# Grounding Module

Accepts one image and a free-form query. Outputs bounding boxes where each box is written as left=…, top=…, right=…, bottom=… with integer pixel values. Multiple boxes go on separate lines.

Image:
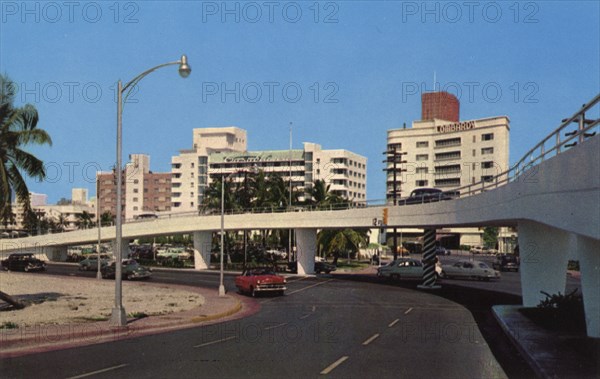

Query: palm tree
left=309, top=179, right=346, bottom=209
left=75, top=211, right=94, bottom=229
left=55, top=214, right=69, bottom=231
left=0, top=75, right=52, bottom=224
left=100, top=211, right=114, bottom=227
left=318, top=228, right=369, bottom=265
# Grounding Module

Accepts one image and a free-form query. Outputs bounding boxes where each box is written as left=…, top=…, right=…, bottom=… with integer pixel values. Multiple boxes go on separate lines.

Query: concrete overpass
left=2, top=95, right=599, bottom=337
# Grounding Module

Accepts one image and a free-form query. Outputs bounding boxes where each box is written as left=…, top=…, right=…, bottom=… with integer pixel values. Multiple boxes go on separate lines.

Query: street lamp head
left=178, top=55, right=191, bottom=78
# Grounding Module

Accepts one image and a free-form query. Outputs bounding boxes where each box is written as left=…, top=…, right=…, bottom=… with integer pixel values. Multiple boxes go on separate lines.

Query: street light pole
left=112, top=55, right=191, bottom=326
left=219, top=175, right=226, bottom=297
left=96, top=172, right=102, bottom=280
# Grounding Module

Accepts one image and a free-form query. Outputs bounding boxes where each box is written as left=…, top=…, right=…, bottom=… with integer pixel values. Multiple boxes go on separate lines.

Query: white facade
left=387, top=116, right=510, bottom=247
left=71, top=188, right=88, bottom=205
left=387, top=116, right=510, bottom=199
left=171, top=127, right=367, bottom=212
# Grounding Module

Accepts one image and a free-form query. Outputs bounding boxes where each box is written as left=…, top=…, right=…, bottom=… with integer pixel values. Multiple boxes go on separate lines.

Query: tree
left=100, top=211, right=114, bottom=226
left=483, top=227, right=499, bottom=249
left=75, top=211, right=94, bottom=229
left=318, top=228, right=369, bottom=265
left=0, top=75, right=52, bottom=225
left=309, top=180, right=346, bottom=209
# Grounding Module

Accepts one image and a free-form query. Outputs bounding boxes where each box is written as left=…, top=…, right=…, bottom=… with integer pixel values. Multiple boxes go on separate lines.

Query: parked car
left=469, top=246, right=486, bottom=254
left=101, top=259, right=152, bottom=280
left=440, top=260, right=500, bottom=281
left=235, top=268, right=286, bottom=296
left=288, top=261, right=337, bottom=274
left=1, top=253, right=46, bottom=272
left=403, top=188, right=458, bottom=205
left=377, top=258, right=423, bottom=280
left=78, top=254, right=111, bottom=271
left=492, top=254, right=520, bottom=272
left=377, top=258, right=442, bottom=280
left=315, top=261, right=337, bottom=274
left=435, top=246, right=450, bottom=256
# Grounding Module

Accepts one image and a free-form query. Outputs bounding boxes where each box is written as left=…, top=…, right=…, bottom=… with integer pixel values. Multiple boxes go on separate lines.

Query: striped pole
left=418, top=228, right=441, bottom=290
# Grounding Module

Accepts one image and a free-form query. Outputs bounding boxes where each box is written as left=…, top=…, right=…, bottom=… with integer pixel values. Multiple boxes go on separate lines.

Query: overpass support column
left=518, top=221, right=570, bottom=307
left=193, top=231, right=212, bottom=270
left=577, top=235, right=600, bottom=338
left=296, top=229, right=316, bottom=275
left=44, top=245, right=68, bottom=262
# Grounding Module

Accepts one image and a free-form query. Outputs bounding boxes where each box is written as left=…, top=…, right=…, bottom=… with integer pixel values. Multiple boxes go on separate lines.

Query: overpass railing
left=446, top=93, right=600, bottom=198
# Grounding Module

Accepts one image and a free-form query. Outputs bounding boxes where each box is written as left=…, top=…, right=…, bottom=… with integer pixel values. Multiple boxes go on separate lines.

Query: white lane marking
left=264, top=323, right=287, bottom=330
left=362, top=333, right=380, bottom=346
left=388, top=318, right=400, bottom=328
left=193, top=335, right=237, bottom=348
left=404, top=307, right=413, bottom=315
left=65, top=364, right=129, bottom=379
left=320, top=356, right=349, bottom=375
left=287, top=279, right=333, bottom=295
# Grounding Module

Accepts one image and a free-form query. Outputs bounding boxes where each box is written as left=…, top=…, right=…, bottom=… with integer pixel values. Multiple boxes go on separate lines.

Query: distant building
left=97, top=154, right=172, bottom=220
left=170, top=127, right=367, bottom=213
left=71, top=188, right=88, bottom=205
left=386, top=91, right=510, bottom=248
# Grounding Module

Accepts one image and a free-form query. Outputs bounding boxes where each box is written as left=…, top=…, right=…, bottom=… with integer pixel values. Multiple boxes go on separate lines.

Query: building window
left=133, top=188, right=138, bottom=193
left=435, top=151, right=461, bottom=161
left=472, top=135, right=476, bottom=143
left=481, top=147, right=494, bottom=155
left=133, top=206, right=138, bottom=211
left=472, top=149, right=476, bottom=157
left=481, top=175, right=494, bottom=182
left=482, top=161, right=494, bottom=169
left=416, top=180, right=428, bottom=187
left=416, top=154, right=428, bottom=161
left=435, top=137, right=461, bottom=148
left=387, top=143, right=401, bottom=152
left=416, top=141, right=429, bottom=148
left=482, top=133, right=494, bottom=141
left=416, top=167, right=428, bottom=174
left=133, top=197, right=138, bottom=202
left=133, top=179, right=139, bottom=184
left=435, top=178, right=461, bottom=187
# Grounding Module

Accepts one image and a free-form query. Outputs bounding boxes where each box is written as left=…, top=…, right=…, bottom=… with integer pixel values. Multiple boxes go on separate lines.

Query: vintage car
left=314, top=261, right=337, bottom=274
left=1, top=253, right=46, bottom=272
left=402, top=188, right=458, bottom=205
left=101, top=259, right=152, bottom=280
left=440, top=260, right=500, bottom=281
left=78, top=254, right=111, bottom=271
left=492, top=254, right=520, bottom=272
left=287, top=261, right=337, bottom=274
left=377, top=258, right=442, bottom=280
left=235, top=268, right=286, bottom=296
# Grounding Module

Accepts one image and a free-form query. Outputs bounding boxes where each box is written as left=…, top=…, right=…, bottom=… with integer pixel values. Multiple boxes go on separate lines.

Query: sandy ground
left=0, top=272, right=205, bottom=327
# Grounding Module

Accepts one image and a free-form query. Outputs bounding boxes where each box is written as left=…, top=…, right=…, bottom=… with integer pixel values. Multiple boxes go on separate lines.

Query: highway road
left=0, top=261, right=546, bottom=378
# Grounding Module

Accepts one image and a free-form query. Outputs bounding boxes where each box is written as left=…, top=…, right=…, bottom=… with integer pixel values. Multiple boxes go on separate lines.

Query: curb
left=492, top=305, right=548, bottom=379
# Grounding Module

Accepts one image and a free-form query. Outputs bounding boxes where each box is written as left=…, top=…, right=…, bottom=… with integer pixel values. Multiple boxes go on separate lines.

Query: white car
left=440, top=260, right=500, bottom=281
left=377, top=258, right=442, bottom=280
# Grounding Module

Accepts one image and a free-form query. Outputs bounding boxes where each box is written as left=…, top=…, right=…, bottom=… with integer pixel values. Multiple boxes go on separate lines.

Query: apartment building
left=171, top=127, right=367, bottom=212
left=386, top=91, right=510, bottom=247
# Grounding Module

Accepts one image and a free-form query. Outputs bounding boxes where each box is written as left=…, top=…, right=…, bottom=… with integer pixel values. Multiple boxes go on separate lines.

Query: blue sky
left=1, top=0, right=599, bottom=203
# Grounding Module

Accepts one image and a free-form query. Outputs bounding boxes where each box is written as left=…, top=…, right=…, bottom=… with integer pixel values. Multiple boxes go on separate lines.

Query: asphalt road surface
left=0, top=263, right=543, bottom=378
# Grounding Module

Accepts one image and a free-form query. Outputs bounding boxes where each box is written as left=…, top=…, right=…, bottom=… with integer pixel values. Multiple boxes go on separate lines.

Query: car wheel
left=24, top=266, right=29, bottom=272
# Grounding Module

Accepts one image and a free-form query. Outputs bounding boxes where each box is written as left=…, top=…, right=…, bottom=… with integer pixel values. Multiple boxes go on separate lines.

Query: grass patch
left=0, top=321, right=18, bottom=329
left=335, top=261, right=370, bottom=270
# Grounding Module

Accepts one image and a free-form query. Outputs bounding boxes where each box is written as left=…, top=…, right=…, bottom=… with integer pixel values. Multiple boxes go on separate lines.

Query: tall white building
left=171, top=127, right=367, bottom=212
left=386, top=92, right=510, bottom=247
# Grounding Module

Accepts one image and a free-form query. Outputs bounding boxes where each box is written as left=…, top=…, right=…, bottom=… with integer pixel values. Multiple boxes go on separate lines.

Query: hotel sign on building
left=436, top=120, right=476, bottom=133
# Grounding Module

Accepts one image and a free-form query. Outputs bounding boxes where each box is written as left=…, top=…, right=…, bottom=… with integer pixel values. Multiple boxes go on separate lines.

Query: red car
left=235, top=268, right=287, bottom=297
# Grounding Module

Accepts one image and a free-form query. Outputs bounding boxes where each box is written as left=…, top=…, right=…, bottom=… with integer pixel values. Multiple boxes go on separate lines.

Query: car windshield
left=478, top=262, right=490, bottom=269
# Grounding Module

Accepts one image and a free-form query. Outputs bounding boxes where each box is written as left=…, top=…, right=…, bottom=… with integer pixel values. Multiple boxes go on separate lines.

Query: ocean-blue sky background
left=1, top=1, right=598, bottom=203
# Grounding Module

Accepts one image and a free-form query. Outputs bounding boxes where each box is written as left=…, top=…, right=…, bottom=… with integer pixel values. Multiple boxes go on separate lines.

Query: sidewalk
left=0, top=285, right=257, bottom=358
left=493, top=305, right=599, bottom=378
